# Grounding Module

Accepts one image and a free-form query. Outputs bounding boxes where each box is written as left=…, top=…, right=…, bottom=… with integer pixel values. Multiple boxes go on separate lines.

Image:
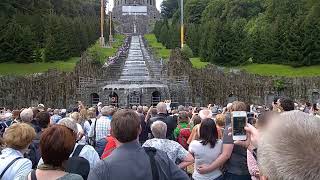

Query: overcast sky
left=107, top=0, right=163, bottom=11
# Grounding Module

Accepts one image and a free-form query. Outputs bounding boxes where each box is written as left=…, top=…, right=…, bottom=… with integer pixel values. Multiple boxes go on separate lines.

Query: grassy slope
left=0, top=35, right=125, bottom=75
left=88, top=34, right=125, bottom=63
left=132, top=34, right=320, bottom=77
left=0, top=57, right=79, bottom=75
left=144, top=34, right=171, bottom=60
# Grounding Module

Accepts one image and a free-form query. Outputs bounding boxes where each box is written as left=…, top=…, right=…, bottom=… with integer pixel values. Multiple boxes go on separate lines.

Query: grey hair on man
left=156, top=102, right=167, bottom=114
left=199, top=109, right=212, bottom=120
left=20, top=108, right=33, bottom=123
left=258, top=110, right=320, bottom=180
left=151, top=121, right=167, bottom=139
left=101, top=106, right=113, bottom=116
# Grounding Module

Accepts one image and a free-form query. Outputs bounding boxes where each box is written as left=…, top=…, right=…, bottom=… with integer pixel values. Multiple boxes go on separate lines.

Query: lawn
left=0, top=57, right=79, bottom=75
left=241, top=64, right=320, bottom=77
left=144, top=34, right=171, bottom=60
left=88, top=34, right=125, bottom=63
left=190, top=58, right=209, bottom=69
left=0, top=34, right=125, bottom=75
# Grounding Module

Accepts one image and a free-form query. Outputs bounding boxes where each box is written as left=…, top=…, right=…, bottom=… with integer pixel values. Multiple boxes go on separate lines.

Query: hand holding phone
left=232, top=111, right=247, bottom=141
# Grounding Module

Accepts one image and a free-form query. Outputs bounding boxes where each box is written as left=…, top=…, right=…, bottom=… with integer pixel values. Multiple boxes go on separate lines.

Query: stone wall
left=166, top=49, right=320, bottom=106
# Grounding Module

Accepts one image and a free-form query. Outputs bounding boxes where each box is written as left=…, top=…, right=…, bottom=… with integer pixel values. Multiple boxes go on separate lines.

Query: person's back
left=93, top=115, right=111, bottom=141
left=88, top=109, right=188, bottom=180
left=150, top=114, right=176, bottom=140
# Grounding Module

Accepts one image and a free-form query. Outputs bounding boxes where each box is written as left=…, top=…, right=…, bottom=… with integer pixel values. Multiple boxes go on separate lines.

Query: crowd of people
left=0, top=97, right=319, bottom=180
left=104, top=36, right=130, bottom=67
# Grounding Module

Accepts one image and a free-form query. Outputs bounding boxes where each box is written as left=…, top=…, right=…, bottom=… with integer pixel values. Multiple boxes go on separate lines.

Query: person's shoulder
left=190, top=140, right=201, bottom=147
left=61, top=173, right=84, bottom=180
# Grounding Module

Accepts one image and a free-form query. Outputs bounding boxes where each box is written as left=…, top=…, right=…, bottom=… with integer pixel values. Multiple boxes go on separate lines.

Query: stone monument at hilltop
left=112, top=0, right=160, bottom=34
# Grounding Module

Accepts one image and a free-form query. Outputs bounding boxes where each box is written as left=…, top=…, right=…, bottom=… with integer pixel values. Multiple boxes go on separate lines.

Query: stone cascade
left=119, top=35, right=151, bottom=81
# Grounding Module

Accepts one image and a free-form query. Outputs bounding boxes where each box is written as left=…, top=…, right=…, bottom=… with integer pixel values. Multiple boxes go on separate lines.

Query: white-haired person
left=0, top=123, right=36, bottom=179
left=143, top=121, right=194, bottom=169
left=233, top=110, right=320, bottom=180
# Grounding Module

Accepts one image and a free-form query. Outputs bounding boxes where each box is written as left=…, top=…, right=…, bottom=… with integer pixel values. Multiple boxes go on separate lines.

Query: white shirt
left=0, top=148, right=32, bottom=180
left=189, top=140, right=223, bottom=180
left=38, top=143, right=100, bottom=170
left=143, top=138, right=188, bottom=162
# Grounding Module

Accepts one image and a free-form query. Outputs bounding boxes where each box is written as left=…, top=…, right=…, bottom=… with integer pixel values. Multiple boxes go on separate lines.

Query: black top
left=148, top=113, right=177, bottom=140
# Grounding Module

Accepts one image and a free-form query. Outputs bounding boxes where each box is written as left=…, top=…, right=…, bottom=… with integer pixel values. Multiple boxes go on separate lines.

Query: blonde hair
left=4, top=123, right=36, bottom=150
left=215, top=114, right=226, bottom=127
left=258, top=111, right=320, bottom=180
left=79, top=109, right=88, bottom=122
left=231, top=101, right=247, bottom=112
left=70, top=112, right=80, bottom=123
left=87, top=107, right=96, bottom=118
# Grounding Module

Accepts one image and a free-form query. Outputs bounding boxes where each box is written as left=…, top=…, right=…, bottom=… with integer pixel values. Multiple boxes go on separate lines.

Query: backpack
left=25, top=132, right=41, bottom=168
left=65, top=145, right=90, bottom=180
left=177, top=124, right=191, bottom=149
left=144, top=147, right=159, bottom=180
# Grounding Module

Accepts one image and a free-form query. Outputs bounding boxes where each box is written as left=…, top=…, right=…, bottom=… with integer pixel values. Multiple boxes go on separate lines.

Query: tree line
left=155, top=0, right=320, bottom=67
left=0, top=0, right=110, bottom=63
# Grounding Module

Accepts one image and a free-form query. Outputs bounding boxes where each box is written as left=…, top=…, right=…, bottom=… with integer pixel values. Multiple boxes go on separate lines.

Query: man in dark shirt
left=148, top=102, right=177, bottom=140
left=88, top=110, right=188, bottom=180
left=137, top=106, right=148, bottom=144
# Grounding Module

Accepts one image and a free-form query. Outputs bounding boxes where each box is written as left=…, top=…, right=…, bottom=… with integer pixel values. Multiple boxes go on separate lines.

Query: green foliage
left=161, top=0, right=179, bottom=19
left=190, top=57, right=209, bottom=69
left=144, top=34, right=171, bottom=60
left=0, top=0, right=101, bottom=63
left=154, top=0, right=320, bottom=67
left=181, top=44, right=194, bottom=58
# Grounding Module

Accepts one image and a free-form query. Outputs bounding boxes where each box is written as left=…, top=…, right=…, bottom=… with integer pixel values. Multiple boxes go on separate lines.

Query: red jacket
left=101, top=136, right=117, bottom=159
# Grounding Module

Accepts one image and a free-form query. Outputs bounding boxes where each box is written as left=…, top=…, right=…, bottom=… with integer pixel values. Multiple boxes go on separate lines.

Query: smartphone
left=232, top=111, right=247, bottom=141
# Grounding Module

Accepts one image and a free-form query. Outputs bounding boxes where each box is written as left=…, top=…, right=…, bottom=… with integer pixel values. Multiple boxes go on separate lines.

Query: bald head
left=157, top=102, right=167, bottom=114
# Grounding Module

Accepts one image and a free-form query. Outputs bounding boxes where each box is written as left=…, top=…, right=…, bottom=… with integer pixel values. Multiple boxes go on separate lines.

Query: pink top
left=247, top=149, right=259, bottom=180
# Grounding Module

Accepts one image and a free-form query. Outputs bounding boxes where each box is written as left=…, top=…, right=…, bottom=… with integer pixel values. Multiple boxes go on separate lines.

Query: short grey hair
left=101, top=106, right=113, bottom=116
left=58, top=117, right=78, bottom=134
left=20, top=108, right=33, bottom=122
left=156, top=102, right=167, bottom=114
left=199, top=109, right=212, bottom=120
left=258, top=111, right=320, bottom=180
left=151, top=121, right=167, bottom=139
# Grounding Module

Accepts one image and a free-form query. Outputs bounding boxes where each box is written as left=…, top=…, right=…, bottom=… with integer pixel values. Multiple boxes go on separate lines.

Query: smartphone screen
left=233, top=116, right=246, bottom=136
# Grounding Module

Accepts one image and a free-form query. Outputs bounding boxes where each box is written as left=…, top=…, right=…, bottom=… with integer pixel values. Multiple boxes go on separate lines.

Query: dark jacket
left=148, top=113, right=177, bottom=140
left=88, top=141, right=189, bottom=180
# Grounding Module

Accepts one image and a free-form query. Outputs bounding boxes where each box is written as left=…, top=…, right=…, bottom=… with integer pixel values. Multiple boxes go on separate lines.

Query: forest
left=155, top=0, right=320, bottom=67
left=0, top=0, right=110, bottom=63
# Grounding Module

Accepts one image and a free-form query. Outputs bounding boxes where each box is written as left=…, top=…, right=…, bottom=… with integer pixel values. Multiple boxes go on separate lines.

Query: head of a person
left=20, top=108, right=34, bottom=123
left=258, top=111, right=320, bottom=180
left=156, top=102, right=167, bottom=114
left=12, top=110, right=20, bottom=120
left=36, top=112, right=50, bottom=129
left=305, top=102, right=311, bottom=107
left=226, top=103, right=233, bottom=112
left=40, top=125, right=76, bottom=167
left=199, top=109, right=212, bottom=120
left=178, top=111, right=189, bottom=123
left=101, top=106, right=113, bottom=116
left=192, top=115, right=201, bottom=126
left=312, top=103, right=318, bottom=111
left=58, top=118, right=78, bottom=139
left=150, top=107, right=157, bottom=117
left=79, top=109, right=88, bottom=120
left=215, top=114, right=226, bottom=128
left=151, top=121, right=167, bottom=139
left=178, top=105, right=185, bottom=112
left=137, top=106, right=144, bottom=114
left=32, top=108, right=40, bottom=118
left=279, top=98, right=295, bottom=112
left=111, top=110, right=140, bottom=143
left=3, top=123, right=36, bottom=151
left=199, top=119, right=218, bottom=148
left=70, top=112, right=80, bottom=123
left=53, top=109, right=60, bottom=115
left=132, top=105, right=137, bottom=111
left=87, top=107, right=96, bottom=118
left=143, top=106, right=149, bottom=114
left=231, top=101, right=247, bottom=112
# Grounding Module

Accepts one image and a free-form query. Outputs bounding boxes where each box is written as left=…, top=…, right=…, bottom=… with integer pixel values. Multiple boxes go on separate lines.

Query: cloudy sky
left=107, top=0, right=163, bottom=11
